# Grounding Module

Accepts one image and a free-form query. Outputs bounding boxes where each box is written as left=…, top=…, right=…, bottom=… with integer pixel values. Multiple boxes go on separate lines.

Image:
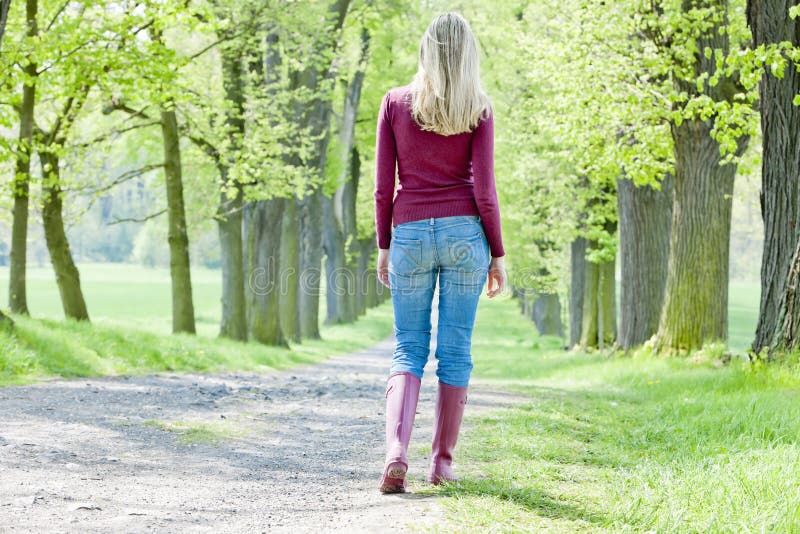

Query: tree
left=159, top=101, right=196, bottom=334
left=7, top=0, right=37, bottom=315
left=38, top=94, right=92, bottom=322
left=747, top=0, right=800, bottom=354
left=569, top=237, right=586, bottom=348
left=649, top=0, right=755, bottom=351
left=617, top=174, right=673, bottom=349
left=211, top=13, right=250, bottom=342
left=323, top=27, right=369, bottom=325
left=216, top=42, right=247, bottom=341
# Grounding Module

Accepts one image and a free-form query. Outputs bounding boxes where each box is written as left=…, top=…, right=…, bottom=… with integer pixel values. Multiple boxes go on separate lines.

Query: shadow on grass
left=426, top=476, right=609, bottom=528
left=439, top=362, right=800, bottom=530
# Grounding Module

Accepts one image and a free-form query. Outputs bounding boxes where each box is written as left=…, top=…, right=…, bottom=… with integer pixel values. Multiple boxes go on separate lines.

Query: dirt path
left=0, top=297, right=521, bottom=533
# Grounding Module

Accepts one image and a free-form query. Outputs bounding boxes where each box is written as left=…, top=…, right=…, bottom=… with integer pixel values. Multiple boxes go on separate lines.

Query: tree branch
left=65, top=163, right=165, bottom=194
left=44, top=0, right=69, bottom=32
left=73, top=120, right=161, bottom=148
left=108, top=208, right=167, bottom=225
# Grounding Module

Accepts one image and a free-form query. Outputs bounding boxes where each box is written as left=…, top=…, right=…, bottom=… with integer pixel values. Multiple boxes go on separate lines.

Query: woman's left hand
left=487, top=256, right=507, bottom=298
left=377, top=248, right=390, bottom=288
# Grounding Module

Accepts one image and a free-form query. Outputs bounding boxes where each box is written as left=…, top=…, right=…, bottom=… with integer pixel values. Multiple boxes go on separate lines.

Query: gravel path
left=0, top=296, right=522, bottom=533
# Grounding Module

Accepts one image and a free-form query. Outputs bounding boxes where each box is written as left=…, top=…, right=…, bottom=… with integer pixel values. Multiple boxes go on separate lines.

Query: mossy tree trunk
left=617, top=175, right=673, bottom=350
left=747, top=0, right=800, bottom=354
left=160, top=107, right=196, bottom=334
left=298, top=191, right=323, bottom=340
left=244, top=198, right=287, bottom=346
left=655, top=119, right=745, bottom=350
left=39, top=150, right=89, bottom=321
left=568, top=237, right=586, bottom=348
left=579, top=239, right=616, bottom=350
left=655, top=0, right=749, bottom=352
left=279, top=198, right=301, bottom=343
left=322, top=193, right=348, bottom=324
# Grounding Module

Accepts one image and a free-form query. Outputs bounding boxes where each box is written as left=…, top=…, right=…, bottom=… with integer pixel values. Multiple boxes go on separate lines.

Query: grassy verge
left=431, top=294, right=800, bottom=533
left=0, top=300, right=393, bottom=387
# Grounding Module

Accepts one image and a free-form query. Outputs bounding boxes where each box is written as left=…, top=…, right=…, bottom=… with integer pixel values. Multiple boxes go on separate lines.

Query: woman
left=373, top=12, right=507, bottom=494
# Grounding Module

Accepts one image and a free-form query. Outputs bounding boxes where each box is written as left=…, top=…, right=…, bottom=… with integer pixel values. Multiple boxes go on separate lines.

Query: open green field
left=431, top=290, right=800, bottom=533
left=0, top=263, right=393, bottom=386
left=0, top=264, right=760, bottom=346
left=729, top=281, right=760, bottom=353
left=0, top=263, right=761, bottom=386
left=0, top=263, right=228, bottom=337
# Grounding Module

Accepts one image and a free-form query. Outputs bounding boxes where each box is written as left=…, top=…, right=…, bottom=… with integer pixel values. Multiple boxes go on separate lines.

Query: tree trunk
left=747, top=0, right=800, bottom=354
left=160, top=107, right=196, bottom=334
left=770, top=239, right=800, bottom=353
left=357, top=236, right=374, bottom=315
left=531, top=292, right=563, bottom=337
left=39, top=151, right=89, bottom=321
left=0, top=0, right=11, bottom=49
left=656, top=119, right=745, bottom=350
left=569, top=237, right=586, bottom=348
left=8, top=0, right=37, bottom=315
left=520, top=290, right=529, bottom=317
left=217, top=168, right=246, bottom=341
left=279, top=198, right=301, bottom=343
left=217, top=47, right=247, bottom=341
left=287, top=0, right=352, bottom=337
left=617, top=174, right=673, bottom=349
left=654, top=0, right=749, bottom=351
left=322, top=194, right=348, bottom=324
left=298, top=191, right=322, bottom=339
left=244, top=198, right=287, bottom=346
left=323, top=35, right=367, bottom=325
left=579, top=238, right=616, bottom=350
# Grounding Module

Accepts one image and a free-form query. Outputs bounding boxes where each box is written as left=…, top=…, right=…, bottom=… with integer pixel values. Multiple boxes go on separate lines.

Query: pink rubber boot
left=379, top=372, right=421, bottom=494
left=428, top=381, right=468, bottom=485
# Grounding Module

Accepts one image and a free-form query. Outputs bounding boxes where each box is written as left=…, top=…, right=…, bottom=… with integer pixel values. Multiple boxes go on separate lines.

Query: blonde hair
left=409, top=12, right=492, bottom=136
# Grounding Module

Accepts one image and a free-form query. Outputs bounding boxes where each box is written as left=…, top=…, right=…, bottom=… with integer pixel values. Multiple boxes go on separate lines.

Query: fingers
left=378, top=268, right=390, bottom=289
left=486, top=270, right=505, bottom=299
left=487, top=271, right=499, bottom=298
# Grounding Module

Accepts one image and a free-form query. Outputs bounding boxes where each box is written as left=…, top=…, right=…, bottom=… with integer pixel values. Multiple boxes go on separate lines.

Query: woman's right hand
left=487, top=256, right=507, bottom=298
left=377, top=248, right=390, bottom=288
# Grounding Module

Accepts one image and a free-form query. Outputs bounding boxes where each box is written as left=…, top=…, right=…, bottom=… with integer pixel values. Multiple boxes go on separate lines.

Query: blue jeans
left=388, top=215, right=490, bottom=387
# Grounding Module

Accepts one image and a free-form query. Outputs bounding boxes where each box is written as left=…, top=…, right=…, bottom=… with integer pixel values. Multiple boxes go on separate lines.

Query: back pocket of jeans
left=389, top=238, right=423, bottom=275
left=446, top=233, right=488, bottom=273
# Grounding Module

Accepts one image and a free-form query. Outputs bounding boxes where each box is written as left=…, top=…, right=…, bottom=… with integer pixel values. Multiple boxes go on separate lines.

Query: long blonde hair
left=409, top=12, right=492, bottom=136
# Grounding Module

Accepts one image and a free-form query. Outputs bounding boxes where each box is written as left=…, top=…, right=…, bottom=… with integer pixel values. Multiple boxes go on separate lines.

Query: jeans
left=388, top=215, right=490, bottom=387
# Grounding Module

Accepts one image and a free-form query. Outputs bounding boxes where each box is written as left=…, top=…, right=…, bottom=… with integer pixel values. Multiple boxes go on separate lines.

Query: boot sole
left=387, top=463, right=406, bottom=479
left=379, top=462, right=408, bottom=494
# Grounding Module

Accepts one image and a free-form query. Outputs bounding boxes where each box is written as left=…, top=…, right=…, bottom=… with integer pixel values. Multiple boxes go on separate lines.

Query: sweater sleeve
left=373, top=91, right=397, bottom=249
left=471, top=111, right=505, bottom=258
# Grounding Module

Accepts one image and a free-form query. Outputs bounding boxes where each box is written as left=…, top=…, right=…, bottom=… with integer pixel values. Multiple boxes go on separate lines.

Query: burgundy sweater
left=373, top=85, right=505, bottom=258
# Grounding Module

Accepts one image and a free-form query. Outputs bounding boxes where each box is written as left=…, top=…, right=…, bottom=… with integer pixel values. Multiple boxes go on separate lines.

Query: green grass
left=141, top=419, right=246, bottom=445
left=0, top=263, right=393, bottom=386
left=0, top=263, right=225, bottom=337
left=428, top=294, right=800, bottom=533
